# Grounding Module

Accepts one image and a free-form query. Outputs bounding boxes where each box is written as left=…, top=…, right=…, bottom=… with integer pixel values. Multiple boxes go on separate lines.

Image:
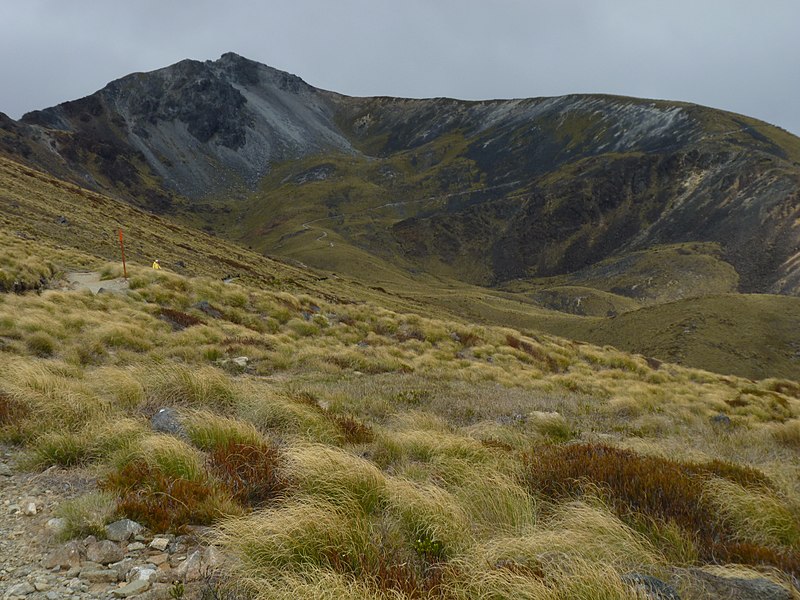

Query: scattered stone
left=106, top=519, right=144, bottom=542
left=44, top=517, right=67, bottom=536
left=4, top=582, right=35, bottom=597
left=173, top=550, right=203, bottom=582
left=112, top=578, right=151, bottom=598
left=42, top=541, right=83, bottom=569
left=711, top=414, right=732, bottom=427
left=127, top=542, right=146, bottom=552
left=150, top=408, right=185, bottom=438
left=149, top=554, right=169, bottom=566
left=46, top=591, right=60, bottom=600
left=80, top=569, right=119, bottom=583
left=232, top=356, right=249, bottom=368
left=33, top=581, right=51, bottom=592
left=148, top=538, right=170, bottom=552
left=172, top=547, right=221, bottom=582
left=21, top=497, right=38, bottom=516
left=622, top=573, right=680, bottom=600
left=56, top=216, right=68, bottom=225
left=86, top=540, right=124, bottom=565
left=0, top=463, right=12, bottom=477
left=109, top=558, right=135, bottom=581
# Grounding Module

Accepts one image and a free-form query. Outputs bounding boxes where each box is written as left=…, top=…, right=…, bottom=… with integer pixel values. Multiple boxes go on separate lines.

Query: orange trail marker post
left=118, top=229, right=128, bottom=279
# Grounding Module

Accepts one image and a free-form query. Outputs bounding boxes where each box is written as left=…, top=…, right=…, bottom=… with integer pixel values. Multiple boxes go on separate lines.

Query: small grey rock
left=86, top=540, right=124, bottom=565
left=45, top=517, right=67, bottom=536
left=126, top=542, right=146, bottom=552
left=622, top=573, right=680, bottom=600
left=109, top=557, right=135, bottom=581
left=683, top=569, right=791, bottom=600
left=80, top=568, right=119, bottom=583
left=0, top=462, right=12, bottom=477
left=42, top=541, right=83, bottom=569
left=5, top=582, right=35, bottom=596
left=711, top=413, right=732, bottom=427
left=150, top=408, right=185, bottom=437
left=112, top=579, right=151, bottom=597
left=105, top=519, right=143, bottom=542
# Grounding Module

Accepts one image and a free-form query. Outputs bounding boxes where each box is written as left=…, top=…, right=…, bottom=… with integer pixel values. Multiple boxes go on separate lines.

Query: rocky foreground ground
left=0, top=446, right=222, bottom=600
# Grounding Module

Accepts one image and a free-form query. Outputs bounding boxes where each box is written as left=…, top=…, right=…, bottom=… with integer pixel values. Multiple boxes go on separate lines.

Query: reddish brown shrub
left=159, top=308, right=205, bottom=330
left=323, top=539, right=449, bottom=599
left=207, top=441, right=286, bottom=507
left=506, top=335, right=562, bottom=373
left=103, top=461, right=224, bottom=533
left=332, top=415, right=375, bottom=444
left=522, top=444, right=797, bottom=575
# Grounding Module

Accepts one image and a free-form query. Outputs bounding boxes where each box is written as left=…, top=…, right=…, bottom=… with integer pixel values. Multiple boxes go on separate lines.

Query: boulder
left=44, top=517, right=67, bottom=537
left=42, top=541, right=83, bottom=569
left=681, top=569, right=791, bottom=600
left=86, top=540, right=124, bottom=565
left=622, top=573, right=680, bottom=600
left=112, top=579, right=151, bottom=598
left=105, top=518, right=144, bottom=542
left=150, top=407, right=185, bottom=437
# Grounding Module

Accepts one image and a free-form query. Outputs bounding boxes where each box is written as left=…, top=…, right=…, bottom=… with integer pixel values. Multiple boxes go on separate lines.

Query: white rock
left=21, top=498, right=38, bottom=516
left=148, top=538, right=170, bottom=552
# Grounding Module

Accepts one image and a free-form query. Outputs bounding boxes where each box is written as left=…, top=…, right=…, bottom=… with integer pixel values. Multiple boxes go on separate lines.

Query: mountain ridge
left=1, top=53, right=799, bottom=379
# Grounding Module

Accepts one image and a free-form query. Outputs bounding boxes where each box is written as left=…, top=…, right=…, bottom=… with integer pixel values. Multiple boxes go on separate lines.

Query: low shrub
left=522, top=443, right=798, bottom=574
left=103, top=460, right=240, bottom=532
left=331, top=414, right=375, bottom=444
left=208, top=441, right=286, bottom=507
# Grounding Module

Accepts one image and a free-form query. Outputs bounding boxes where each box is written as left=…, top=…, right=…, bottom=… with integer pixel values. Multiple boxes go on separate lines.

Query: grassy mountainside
left=1, top=154, right=800, bottom=598
left=2, top=54, right=799, bottom=380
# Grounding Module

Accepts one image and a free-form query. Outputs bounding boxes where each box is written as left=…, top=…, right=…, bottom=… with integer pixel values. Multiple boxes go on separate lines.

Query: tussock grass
left=141, top=364, right=240, bottom=411
left=183, top=410, right=264, bottom=450
left=136, top=435, right=206, bottom=481
left=705, top=477, right=800, bottom=550
left=55, top=492, right=117, bottom=540
left=287, top=444, right=387, bottom=514
left=239, top=391, right=342, bottom=443
left=1, top=200, right=800, bottom=594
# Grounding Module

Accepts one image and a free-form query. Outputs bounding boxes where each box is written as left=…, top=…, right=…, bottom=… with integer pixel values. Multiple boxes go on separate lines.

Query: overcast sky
left=1, top=0, right=798, bottom=135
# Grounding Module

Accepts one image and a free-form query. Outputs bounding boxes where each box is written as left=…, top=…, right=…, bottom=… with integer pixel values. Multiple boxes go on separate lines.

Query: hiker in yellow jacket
left=152, top=259, right=161, bottom=270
